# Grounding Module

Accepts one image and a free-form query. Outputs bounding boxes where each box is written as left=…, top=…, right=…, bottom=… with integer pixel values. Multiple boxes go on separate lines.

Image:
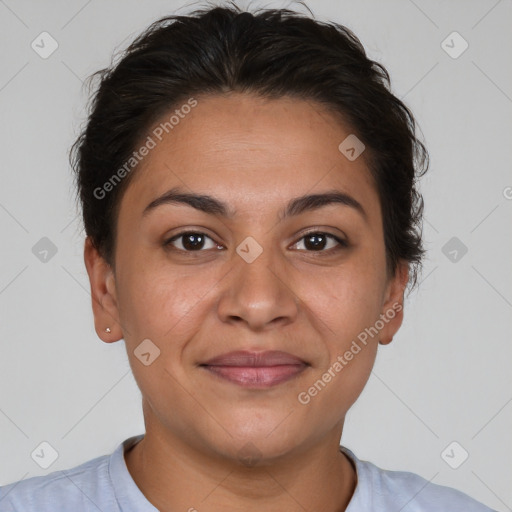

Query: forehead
left=120, top=92, right=379, bottom=221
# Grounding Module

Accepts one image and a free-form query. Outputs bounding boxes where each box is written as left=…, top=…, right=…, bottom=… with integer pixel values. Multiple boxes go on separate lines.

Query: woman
left=0, top=2, right=496, bottom=511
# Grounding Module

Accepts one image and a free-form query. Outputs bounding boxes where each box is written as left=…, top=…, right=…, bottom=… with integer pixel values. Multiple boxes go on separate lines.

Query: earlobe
left=83, top=237, right=123, bottom=343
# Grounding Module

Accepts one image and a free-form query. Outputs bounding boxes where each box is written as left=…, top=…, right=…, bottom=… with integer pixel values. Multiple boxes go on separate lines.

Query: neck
left=124, top=427, right=357, bottom=512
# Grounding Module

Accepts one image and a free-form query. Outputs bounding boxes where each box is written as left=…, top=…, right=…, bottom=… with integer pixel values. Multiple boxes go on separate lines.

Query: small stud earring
left=105, top=327, right=111, bottom=333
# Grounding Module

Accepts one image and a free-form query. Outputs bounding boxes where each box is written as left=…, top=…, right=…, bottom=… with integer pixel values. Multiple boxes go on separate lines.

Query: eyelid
left=165, top=230, right=223, bottom=250
left=296, top=227, right=347, bottom=240
left=290, top=230, right=348, bottom=251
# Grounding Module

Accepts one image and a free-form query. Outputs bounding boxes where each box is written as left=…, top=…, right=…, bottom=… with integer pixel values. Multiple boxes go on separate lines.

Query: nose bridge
left=216, top=239, right=299, bottom=329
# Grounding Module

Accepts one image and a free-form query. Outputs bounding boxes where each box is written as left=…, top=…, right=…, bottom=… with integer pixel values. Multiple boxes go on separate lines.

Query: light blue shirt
left=0, top=434, right=496, bottom=511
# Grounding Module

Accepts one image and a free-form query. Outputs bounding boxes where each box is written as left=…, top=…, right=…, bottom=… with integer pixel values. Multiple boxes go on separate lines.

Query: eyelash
left=163, top=230, right=348, bottom=254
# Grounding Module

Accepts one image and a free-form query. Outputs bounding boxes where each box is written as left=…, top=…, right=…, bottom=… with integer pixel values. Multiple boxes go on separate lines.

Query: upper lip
left=201, top=350, right=307, bottom=367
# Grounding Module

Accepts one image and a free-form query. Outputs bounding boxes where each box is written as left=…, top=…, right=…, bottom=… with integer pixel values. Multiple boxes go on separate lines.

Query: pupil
left=183, top=233, right=204, bottom=250
left=305, top=234, right=326, bottom=251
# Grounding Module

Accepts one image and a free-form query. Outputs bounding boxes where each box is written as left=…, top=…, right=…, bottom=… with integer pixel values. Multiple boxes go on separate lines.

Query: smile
left=202, top=364, right=308, bottom=388
left=200, top=350, right=309, bottom=388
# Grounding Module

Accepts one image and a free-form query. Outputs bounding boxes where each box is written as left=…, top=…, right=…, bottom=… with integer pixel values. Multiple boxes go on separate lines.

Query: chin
left=205, top=413, right=310, bottom=465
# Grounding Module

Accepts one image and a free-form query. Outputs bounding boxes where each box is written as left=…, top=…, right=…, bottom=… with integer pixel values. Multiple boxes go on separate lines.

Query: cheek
left=117, top=267, right=216, bottom=418
left=291, top=265, right=383, bottom=411
left=117, top=260, right=215, bottom=339
left=295, top=262, right=383, bottom=399
left=300, top=261, right=386, bottom=344
left=296, top=332, right=378, bottom=428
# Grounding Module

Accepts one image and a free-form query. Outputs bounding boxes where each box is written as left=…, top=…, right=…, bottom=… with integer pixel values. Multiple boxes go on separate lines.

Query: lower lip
left=202, top=364, right=307, bottom=388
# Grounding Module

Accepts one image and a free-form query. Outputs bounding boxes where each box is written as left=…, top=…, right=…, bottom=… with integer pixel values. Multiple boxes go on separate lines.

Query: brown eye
left=293, top=232, right=347, bottom=252
left=165, top=232, right=220, bottom=251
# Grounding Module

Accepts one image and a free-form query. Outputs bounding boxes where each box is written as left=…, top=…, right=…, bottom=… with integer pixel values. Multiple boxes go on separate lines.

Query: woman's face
left=86, top=92, right=408, bottom=463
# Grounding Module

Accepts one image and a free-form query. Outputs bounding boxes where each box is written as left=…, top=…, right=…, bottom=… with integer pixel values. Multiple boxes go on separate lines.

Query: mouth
left=199, top=350, right=309, bottom=388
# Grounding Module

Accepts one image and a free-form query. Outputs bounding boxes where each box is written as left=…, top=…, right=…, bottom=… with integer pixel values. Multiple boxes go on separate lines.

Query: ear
left=83, top=237, right=123, bottom=343
left=378, top=261, right=409, bottom=346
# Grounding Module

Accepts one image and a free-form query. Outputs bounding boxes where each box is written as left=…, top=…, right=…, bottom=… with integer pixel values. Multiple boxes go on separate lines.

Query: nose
left=216, top=245, right=299, bottom=332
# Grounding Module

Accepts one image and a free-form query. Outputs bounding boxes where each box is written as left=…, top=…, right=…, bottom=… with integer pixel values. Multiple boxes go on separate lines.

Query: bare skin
left=84, top=92, right=408, bottom=511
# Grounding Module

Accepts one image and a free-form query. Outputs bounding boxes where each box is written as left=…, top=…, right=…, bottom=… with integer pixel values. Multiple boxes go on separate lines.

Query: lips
left=200, top=350, right=309, bottom=388
left=203, top=350, right=306, bottom=367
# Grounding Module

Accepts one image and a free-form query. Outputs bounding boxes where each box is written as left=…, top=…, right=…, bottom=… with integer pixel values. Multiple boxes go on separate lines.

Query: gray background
left=0, top=0, right=511, bottom=510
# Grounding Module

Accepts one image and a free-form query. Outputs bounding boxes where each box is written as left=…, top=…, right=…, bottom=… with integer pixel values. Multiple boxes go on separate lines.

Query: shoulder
left=0, top=451, right=116, bottom=512
left=342, top=447, right=497, bottom=512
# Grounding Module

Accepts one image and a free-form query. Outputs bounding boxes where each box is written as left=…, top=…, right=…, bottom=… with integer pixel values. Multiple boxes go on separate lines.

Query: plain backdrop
left=0, top=0, right=511, bottom=510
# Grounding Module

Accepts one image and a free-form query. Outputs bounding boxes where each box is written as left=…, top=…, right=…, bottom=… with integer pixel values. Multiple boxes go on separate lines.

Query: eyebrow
left=142, top=186, right=367, bottom=222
